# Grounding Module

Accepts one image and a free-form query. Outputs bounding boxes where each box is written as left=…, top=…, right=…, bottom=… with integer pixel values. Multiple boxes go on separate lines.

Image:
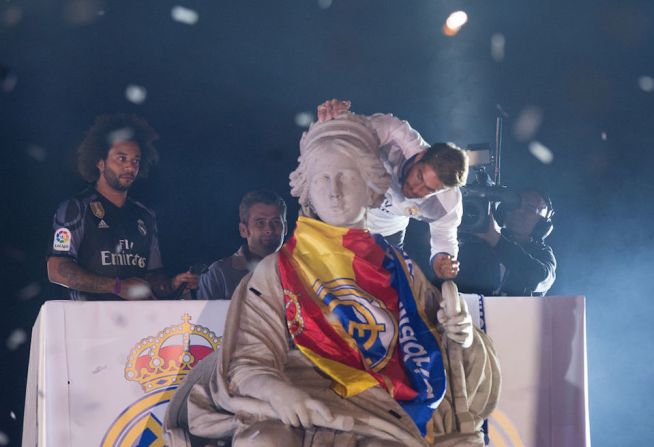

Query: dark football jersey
left=48, top=188, right=163, bottom=301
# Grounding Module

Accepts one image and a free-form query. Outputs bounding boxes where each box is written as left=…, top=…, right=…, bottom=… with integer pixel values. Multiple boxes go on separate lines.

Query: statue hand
left=267, top=383, right=334, bottom=428
left=438, top=281, right=473, bottom=348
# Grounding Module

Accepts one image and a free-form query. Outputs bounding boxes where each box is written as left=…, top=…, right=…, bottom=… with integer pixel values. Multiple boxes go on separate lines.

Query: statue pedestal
left=22, top=296, right=588, bottom=447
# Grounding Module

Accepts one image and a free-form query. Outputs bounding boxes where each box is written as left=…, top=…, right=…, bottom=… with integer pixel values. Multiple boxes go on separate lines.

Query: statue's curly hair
left=77, top=114, right=159, bottom=183
left=289, top=114, right=390, bottom=214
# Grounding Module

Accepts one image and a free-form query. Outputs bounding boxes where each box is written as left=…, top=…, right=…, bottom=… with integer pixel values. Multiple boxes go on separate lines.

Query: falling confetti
left=26, top=145, right=47, bottom=162
left=111, top=312, right=128, bottom=327
left=443, top=11, right=467, bottom=37
left=294, top=112, right=314, bottom=128
left=637, top=76, right=654, bottom=92
left=318, top=0, right=333, bottom=9
left=18, top=282, right=41, bottom=301
left=125, top=84, right=147, bottom=104
left=6, top=328, right=27, bottom=351
left=601, top=131, right=607, bottom=140
left=0, top=64, right=17, bottom=93
left=91, top=365, right=108, bottom=374
left=9, top=412, right=16, bottom=421
left=108, top=127, right=135, bottom=145
left=125, top=283, right=151, bottom=300
left=63, top=0, right=103, bottom=25
left=2, top=6, right=22, bottom=26
left=514, top=106, right=543, bottom=142
left=528, top=141, right=554, bottom=164
left=0, top=431, right=8, bottom=446
left=171, top=6, right=199, bottom=25
left=491, top=33, right=506, bottom=62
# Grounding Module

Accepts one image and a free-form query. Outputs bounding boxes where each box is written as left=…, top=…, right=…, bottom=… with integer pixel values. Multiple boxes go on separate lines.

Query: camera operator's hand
left=474, top=215, right=502, bottom=247
left=433, top=253, right=459, bottom=280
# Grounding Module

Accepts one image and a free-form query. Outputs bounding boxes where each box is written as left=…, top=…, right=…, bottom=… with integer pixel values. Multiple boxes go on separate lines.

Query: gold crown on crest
left=124, top=313, right=221, bottom=393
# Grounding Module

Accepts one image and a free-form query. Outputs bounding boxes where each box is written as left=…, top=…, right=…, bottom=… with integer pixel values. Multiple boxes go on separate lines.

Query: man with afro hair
left=47, top=114, right=198, bottom=301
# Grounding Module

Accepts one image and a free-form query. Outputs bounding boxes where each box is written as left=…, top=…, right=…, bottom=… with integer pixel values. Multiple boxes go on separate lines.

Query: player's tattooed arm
left=47, top=256, right=114, bottom=294
left=47, top=257, right=155, bottom=300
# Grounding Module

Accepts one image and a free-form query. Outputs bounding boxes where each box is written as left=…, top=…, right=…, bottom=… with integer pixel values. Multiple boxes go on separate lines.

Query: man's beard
left=103, top=166, right=133, bottom=191
left=259, top=237, right=281, bottom=255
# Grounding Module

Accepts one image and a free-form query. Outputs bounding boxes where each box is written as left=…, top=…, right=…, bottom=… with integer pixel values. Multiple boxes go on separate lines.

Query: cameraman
left=456, top=188, right=556, bottom=296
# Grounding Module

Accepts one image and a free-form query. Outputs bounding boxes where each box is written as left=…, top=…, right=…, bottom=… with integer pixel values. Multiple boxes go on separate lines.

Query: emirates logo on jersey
left=101, top=239, right=147, bottom=268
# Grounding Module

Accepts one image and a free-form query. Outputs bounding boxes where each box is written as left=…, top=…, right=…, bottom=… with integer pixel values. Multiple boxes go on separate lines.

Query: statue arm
left=224, top=255, right=335, bottom=427
left=225, top=257, right=290, bottom=392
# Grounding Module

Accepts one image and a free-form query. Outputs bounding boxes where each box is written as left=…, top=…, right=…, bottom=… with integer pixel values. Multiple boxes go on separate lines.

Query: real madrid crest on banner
left=101, top=314, right=221, bottom=447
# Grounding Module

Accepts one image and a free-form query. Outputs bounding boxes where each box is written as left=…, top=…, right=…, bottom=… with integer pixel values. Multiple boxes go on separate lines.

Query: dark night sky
left=1, top=0, right=654, bottom=445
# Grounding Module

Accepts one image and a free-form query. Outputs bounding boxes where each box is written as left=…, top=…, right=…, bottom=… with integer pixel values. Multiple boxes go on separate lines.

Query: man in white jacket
left=317, top=100, right=468, bottom=281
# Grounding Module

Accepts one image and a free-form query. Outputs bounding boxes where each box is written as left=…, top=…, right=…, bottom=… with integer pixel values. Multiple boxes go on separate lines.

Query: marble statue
left=165, top=114, right=500, bottom=447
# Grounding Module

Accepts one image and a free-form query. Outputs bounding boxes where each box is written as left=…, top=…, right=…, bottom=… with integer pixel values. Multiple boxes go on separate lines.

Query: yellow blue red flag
left=278, top=216, right=447, bottom=437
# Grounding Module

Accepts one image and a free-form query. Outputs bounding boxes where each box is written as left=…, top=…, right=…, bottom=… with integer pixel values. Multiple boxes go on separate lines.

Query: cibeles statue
left=164, top=114, right=500, bottom=447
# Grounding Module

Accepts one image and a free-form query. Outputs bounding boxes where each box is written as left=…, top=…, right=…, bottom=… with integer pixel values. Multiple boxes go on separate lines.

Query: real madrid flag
left=278, top=216, right=447, bottom=437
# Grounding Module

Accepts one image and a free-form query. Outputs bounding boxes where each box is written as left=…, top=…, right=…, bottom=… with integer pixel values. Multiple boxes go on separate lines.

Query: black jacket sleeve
left=493, top=233, right=556, bottom=296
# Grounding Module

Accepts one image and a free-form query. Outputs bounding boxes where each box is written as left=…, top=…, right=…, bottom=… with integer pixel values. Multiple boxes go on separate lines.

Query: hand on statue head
left=433, top=253, right=459, bottom=280
left=438, top=282, right=473, bottom=349
left=266, top=381, right=334, bottom=428
left=473, top=215, right=502, bottom=247
left=317, top=98, right=351, bottom=122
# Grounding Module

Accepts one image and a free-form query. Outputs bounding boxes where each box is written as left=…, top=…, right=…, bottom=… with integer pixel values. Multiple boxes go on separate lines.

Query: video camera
left=460, top=144, right=521, bottom=233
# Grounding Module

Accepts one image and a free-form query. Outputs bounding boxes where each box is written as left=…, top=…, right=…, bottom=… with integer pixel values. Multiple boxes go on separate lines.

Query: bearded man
left=47, top=114, right=198, bottom=301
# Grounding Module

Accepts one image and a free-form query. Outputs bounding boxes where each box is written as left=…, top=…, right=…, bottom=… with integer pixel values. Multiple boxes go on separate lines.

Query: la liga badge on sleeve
left=53, top=228, right=72, bottom=251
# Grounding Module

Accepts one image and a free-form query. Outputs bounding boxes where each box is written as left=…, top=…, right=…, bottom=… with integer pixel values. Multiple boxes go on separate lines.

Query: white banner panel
left=484, top=296, right=590, bottom=447
left=23, top=297, right=588, bottom=447
left=23, top=301, right=230, bottom=447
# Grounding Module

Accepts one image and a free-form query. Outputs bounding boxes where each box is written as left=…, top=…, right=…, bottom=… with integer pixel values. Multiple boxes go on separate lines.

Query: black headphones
left=494, top=190, right=554, bottom=241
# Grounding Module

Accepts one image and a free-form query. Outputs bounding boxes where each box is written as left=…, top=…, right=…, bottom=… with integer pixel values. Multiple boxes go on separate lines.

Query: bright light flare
left=529, top=141, right=554, bottom=164
left=443, top=11, right=468, bottom=37
left=171, top=6, right=199, bottom=25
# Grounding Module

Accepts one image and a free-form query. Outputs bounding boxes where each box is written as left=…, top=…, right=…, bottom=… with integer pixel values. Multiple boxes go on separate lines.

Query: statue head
left=289, top=114, right=391, bottom=228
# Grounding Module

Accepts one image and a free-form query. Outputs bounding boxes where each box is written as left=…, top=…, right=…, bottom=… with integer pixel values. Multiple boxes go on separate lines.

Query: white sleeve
left=368, top=113, right=430, bottom=158
left=428, top=189, right=463, bottom=260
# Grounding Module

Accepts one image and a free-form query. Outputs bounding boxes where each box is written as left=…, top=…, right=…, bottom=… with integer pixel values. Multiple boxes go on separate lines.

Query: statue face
left=307, top=148, right=369, bottom=228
